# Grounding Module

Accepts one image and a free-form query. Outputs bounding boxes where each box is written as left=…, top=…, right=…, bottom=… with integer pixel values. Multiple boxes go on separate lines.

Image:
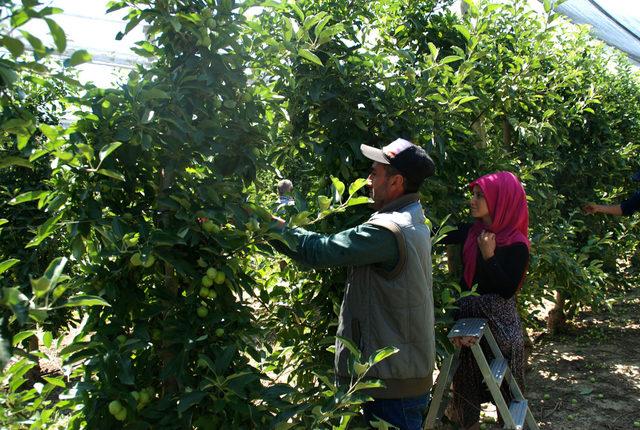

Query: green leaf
left=64, top=50, right=92, bottom=67
left=347, top=196, right=371, bottom=207
left=336, top=335, right=361, bottom=361
left=331, top=176, right=345, bottom=198
left=9, top=190, right=48, bottom=205
left=348, top=178, right=368, bottom=196
left=456, top=96, right=478, bottom=105
left=369, top=346, right=399, bottom=365
left=45, top=18, right=66, bottom=52
left=25, top=213, right=63, bottom=248
left=11, top=10, right=30, bottom=28
left=39, top=123, right=59, bottom=140
left=353, top=380, right=384, bottom=392
left=42, top=376, right=65, bottom=388
left=41, top=257, right=67, bottom=292
left=142, top=88, right=171, bottom=99
left=440, top=55, right=463, bottom=65
left=0, top=259, right=20, bottom=275
left=177, top=391, right=207, bottom=414
left=289, top=211, right=311, bottom=227
left=0, top=64, right=18, bottom=86
left=289, top=3, right=305, bottom=21
left=98, top=141, right=123, bottom=162
left=317, top=195, right=331, bottom=211
left=62, top=295, right=110, bottom=307
left=96, top=169, right=125, bottom=181
left=20, top=31, right=45, bottom=55
left=1, top=36, right=24, bottom=57
left=42, top=331, right=53, bottom=348
left=12, top=330, right=36, bottom=346
left=454, top=24, right=471, bottom=41
left=298, top=48, right=323, bottom=66
left=0, top=156, right=33, bottom=169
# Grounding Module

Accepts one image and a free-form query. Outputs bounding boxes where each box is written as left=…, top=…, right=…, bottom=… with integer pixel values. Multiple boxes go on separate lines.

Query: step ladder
left=424, top=318, right=539, bottom=430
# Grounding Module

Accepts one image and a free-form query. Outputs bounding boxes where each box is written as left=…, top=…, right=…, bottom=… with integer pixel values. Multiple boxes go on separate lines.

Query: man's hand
left=271, top=215, right=286, bottom=230
left=451, top=336, right=478, bottom=348
left=477, top=230, right=496, bottom=260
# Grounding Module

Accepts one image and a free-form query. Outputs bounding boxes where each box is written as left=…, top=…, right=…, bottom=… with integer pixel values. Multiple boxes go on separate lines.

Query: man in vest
left=272, top=138, right=436, bottom=430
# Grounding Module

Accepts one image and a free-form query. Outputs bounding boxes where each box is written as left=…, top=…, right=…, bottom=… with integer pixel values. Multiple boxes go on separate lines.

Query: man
left=583, top=170, right=640, bottom=216
left=275, top=179, right=295, bottom=210
left=273, top=138, right=436, bottom=430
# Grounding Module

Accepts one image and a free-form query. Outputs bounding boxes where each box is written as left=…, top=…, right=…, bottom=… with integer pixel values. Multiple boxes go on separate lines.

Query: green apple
left=223, top=99, right=237, bottom=109
left=207, top=289, right=217, bottom=299
left=197, top=257, right=208, bottom=268
left=633, top=421, right=640, bottom=428
left=197, top=306, right=208, bottom=318
left=139, top=390, right=150, bottom=404
left=202, top=275, right=214, bottom=287
left=131, top=391, right=140, bottom=402
left=206, top=267, right=217, bottom=278
left=114, top=408, right=127, bottom=421
left=202, top=220, right=219, bottom=233
left=214, top=270, right=226, bottom=285
left=108, top=400, right=123, bottom=415
left=215, top=328, right=224, bottom=337
left=143, top=255, right=155, bottom=268
left=116, top=335, right=127, bottom=344
left=543, top=393, right=550, bottom=400
left=197, top=358, right=208, bottom=368
left=130, top=252, right=143, bottom=266
left=571, top=398, right=577, bottom=405
left=199, top=287, right=210, bottom=298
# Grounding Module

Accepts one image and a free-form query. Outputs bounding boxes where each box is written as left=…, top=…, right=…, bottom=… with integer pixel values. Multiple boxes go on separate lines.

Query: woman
left=443, top=171, right=530, bottom=430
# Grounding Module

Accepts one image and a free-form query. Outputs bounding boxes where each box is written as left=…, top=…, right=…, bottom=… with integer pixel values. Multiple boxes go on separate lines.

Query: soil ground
left=476, top=290, right=640, bottom=430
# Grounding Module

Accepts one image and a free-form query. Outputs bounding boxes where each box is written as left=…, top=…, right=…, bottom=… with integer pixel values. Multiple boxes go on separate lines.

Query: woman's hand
left=477, top=230, right=496, bottom=260
left=451, top=336, right=478, bottom=348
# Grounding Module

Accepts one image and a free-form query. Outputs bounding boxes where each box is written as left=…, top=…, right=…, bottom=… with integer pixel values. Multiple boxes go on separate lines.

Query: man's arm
left=584, top=191, right=640, bottom=216
left=583, top=203, right=623, bottom=216
left=272, top=222, right=399, bottom=270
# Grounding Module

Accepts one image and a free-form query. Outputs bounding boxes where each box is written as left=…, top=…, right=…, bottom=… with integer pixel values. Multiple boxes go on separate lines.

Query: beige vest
left=335, top=193, right=435, bottom=399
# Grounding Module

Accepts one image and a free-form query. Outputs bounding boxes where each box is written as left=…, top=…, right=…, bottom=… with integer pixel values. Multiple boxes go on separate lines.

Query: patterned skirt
left=447, top=293, right=525, bottom=427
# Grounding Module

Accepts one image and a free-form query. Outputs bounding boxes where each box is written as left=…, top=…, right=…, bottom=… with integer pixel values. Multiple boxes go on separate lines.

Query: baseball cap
left=360, top=138, right=435, bottom=186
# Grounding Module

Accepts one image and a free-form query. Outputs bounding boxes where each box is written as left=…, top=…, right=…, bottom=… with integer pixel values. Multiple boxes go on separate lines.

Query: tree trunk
left=547, top=290, right=567, bottom=334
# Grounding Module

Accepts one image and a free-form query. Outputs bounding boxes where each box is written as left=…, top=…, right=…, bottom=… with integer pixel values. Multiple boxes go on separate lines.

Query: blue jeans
left=362, top=394, right=430, bottom=430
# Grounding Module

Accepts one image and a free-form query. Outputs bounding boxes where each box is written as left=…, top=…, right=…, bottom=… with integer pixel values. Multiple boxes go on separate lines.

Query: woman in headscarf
left=443, top=171, right=530, bottom=430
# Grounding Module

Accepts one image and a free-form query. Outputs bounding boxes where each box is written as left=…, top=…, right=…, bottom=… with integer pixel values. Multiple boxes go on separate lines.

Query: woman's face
left=470, top=185, right=491, bottom=223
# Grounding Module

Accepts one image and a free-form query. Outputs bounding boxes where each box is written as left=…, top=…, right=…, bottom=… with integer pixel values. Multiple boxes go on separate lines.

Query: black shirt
left=620, top=191, right=640, bottom=216
left=442, top=223, right=529, bottom=299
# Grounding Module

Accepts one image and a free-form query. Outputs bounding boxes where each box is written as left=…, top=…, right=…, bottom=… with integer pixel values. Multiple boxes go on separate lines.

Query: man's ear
left=391, top=173, right=405, bottom=191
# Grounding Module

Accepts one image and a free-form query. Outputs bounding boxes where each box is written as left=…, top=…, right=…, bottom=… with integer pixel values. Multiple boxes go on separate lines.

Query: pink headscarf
left=462, top=171, right=530, bottom=290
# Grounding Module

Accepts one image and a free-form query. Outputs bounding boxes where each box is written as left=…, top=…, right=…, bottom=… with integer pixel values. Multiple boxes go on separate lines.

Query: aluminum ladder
left=424, top=318, right=539, bottom=430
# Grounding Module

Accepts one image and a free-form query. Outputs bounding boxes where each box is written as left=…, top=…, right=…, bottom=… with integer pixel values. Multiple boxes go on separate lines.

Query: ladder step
left=508, top=400, right=528, bottom=430
left=448, top=318, right=487, bottom=339
left=490, top=357, right=508, bottom=385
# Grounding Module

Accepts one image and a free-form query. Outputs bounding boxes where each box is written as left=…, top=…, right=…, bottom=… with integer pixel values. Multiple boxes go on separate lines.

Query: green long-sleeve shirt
left=275, top=223, right=399, bottom=272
